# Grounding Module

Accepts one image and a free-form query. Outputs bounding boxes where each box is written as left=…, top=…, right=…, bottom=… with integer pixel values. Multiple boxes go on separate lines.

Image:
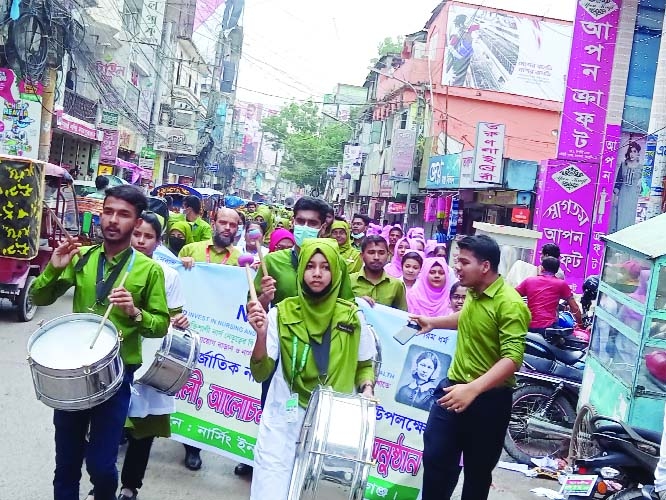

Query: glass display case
left=579, top=214, right=666, bottom=433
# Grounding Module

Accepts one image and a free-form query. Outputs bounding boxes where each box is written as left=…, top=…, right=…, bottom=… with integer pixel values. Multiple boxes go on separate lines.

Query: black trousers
left=121, top=434, right=155, bottom=491
left=421, top=378, right=513, bottom=500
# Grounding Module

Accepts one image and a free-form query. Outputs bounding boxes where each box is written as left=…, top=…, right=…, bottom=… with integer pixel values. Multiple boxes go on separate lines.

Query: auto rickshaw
left=0, top=157, right=79, bottom=321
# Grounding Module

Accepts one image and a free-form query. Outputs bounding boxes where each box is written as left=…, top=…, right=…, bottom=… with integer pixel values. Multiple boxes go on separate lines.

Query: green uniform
left=30, top=246, right=170, bottom=365
left=448, top=276, right=530, bottom=387
left=250, top=239, right=375, bottom=408
left=330, top=220, right=363, bottom=274
left=178, top=240, right=240, bottom=266
left=253, top=245, right=355, bottom=306
left=350, top=269, right=408, bottom=311
left=189, top=216, right=212, bottom=242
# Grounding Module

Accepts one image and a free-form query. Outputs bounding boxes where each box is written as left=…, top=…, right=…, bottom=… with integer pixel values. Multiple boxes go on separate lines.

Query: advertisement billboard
left=426, top=154, right=461, bottom=189
left=442, top=5, right=572, bottom=101
left=234, top=101, right=281, bottom=169
left=155, top=126, right=199, bottom=155
left=390, top=129, right=417, bottom=179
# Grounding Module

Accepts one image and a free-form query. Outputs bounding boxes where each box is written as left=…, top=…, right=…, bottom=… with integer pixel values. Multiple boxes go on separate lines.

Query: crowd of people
left=33, top=185, right=604, bottom=500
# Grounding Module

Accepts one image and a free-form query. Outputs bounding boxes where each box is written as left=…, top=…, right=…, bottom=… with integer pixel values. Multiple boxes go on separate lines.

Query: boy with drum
left=31, top=185, right=171, bottom=500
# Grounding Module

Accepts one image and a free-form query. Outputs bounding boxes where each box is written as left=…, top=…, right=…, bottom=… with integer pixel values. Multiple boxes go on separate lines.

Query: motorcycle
left=504, top=327, right=586, bottom=464
left=567, top=415, right=661, bottom=499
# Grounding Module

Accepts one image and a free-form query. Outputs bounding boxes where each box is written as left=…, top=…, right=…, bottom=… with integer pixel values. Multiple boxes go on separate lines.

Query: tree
left=261, top=101, right=352, bottom=189
left=370, top=36, right=404, bottom=65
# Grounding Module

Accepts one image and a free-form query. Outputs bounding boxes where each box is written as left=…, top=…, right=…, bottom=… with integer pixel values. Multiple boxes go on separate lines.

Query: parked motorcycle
left=567, top=415, right=661, bottom=499
left=504, top=328, right=586, bottom=464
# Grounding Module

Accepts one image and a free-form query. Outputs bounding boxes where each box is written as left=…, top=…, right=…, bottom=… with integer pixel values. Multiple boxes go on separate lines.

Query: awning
left=116, top=157, right=152, bottom=182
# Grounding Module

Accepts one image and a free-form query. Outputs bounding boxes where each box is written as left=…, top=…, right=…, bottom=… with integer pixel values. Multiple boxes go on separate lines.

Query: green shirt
left=178, top=240, right=240, bottom=266
left=189, top=216, right=212, bottom=242
left=448, top=276, right=530, bottom=387
left=350, top=269, right=408, bottom=311
left=254, top=248, right=354, bottom=305
left=30, top=246, right=171, bottom=365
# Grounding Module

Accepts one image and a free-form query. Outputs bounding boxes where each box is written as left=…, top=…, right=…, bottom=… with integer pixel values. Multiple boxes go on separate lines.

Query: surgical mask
left=351, top=232, right=365, bottom=240
left=293, top=224, right=320, bottom=246
left=169, top=237, right=186, bottom=254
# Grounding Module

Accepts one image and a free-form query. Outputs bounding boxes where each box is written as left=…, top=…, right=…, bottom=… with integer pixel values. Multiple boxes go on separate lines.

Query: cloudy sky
left=230, top=0, right=577, bottom=106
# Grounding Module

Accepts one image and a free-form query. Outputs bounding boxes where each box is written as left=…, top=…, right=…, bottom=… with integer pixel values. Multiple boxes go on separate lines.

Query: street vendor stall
left=579, top=213, right=666, bottom=434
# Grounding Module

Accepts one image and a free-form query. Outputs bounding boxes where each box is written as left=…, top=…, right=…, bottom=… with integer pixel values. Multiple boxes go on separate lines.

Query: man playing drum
left=246, top=239, right=376, bottom=499
left=31, top=185, right=171, bottom=500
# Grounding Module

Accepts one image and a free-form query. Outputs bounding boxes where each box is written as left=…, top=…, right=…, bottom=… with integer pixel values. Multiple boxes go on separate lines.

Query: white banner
left=473, top=122, right=505, bottom=184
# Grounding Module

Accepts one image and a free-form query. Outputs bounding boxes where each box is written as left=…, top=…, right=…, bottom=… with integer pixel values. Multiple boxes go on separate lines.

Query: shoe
left=118, top=487, right=137, bottom=500
left=185, top=449, right=202, bottom=470
left=234, top=463, right=253, bottom=476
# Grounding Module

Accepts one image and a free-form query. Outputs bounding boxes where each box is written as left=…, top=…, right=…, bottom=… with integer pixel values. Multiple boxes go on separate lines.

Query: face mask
left=293, top=224, right=320, bottom=246
left=169, top=237, right=186, bottom=254
left=259, top=221, right=268, bottom=233
left=351, top=232, right=365, bottom=240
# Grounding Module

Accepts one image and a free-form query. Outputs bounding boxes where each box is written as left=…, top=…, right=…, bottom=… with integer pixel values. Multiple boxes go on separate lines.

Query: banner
left=426, top=153, right=461, bottom=189
left=473, top=122, right=505, bottom=184
left=390, top=129, right=417, bottom=179
left=155, top=247, right=457, bottom=499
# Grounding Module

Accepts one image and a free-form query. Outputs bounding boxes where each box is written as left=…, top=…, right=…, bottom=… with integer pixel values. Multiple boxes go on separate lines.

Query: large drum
left=288, top=387, right=377, bottom=500
left=134, top=326, right=200, bottom=395
left=27, top=313, right=123, bottom=411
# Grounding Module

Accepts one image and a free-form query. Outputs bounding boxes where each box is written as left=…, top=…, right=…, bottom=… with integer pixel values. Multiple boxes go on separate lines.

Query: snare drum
left=134, top=326, right=200, bottom=395
left=27, top=313, right=123, bottom=411
left=288, top=386, right=377, bottom=500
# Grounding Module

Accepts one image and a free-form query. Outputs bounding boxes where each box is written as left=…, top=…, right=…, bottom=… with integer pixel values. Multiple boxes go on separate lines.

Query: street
left=1, top=291, right=555, bottom=500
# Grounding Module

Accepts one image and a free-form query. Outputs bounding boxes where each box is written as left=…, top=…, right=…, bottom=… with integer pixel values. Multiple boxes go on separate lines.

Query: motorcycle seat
left=594, top=423, right=662, bottom=447
left=525, top=333, right=585, bottom=365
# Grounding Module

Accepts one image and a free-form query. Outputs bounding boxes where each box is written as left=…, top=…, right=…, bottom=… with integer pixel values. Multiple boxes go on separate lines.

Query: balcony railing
left=63, top=88, right=98, bottom=124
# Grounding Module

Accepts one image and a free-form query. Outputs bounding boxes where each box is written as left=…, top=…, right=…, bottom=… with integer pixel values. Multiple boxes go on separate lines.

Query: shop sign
left=118, top=125, right=138, bottom=152
left=387, top=202, right=406, bottom=214
left=476, top=190, right=517, bottom=205
left=57, top=112, right=102, bottom=141
left=557, top=0, right=622, bottom=163
left=139, top=157, right=155, bottom=170
left=390, top=129, right=416, bottom=179
left=101, top=111, right=119, bottom=129
left=0, top=69, right=42, bottom=159
left=140, top=146, right=156, bottom=159
left=473, top=122, right=505, bottom=184
left=459, top=150, right=494, bottom=189
left=100, top=129, right=120, bottom=163
left=379, top=174, right=392, bottom=197
left=426, top=154, right=460, bottom=189
left=155, top=126, right=198, bottom=155
left=511, top=207, right=530, bottom=224
left=98, top=164, right=114, bottom=175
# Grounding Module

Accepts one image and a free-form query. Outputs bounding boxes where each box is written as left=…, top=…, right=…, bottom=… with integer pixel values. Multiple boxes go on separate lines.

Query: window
left=188, top=74, right=192, bottom=89
left=400, top=111, right=408, bottom=130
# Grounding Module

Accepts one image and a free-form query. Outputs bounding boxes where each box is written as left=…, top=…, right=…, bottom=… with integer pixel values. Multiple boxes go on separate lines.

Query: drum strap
left=95, top=249, right=133, bottom=304
left=73, top=244, right=101, bottom=272
left=309, top=325, right=332, bottom=379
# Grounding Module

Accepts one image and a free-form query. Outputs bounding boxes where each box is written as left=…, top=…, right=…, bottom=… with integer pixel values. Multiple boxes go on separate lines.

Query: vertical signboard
left=586, top=124, right=621, bottom=279
left=532, top=159, right=599, bottom=292
left=390, top=129, right=417, bottom=179
left=557, top=0, right=622, bottom=163
left=472, top=122, right=505, bottom=184
left=636, top=135, right=658, bottom=223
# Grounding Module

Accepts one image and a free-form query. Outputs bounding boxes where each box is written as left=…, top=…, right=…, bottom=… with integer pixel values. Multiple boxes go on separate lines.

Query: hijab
left=407, top=227, right=425, bottom=241
left=292, top=239, right=343, bottom=341
left=331, top=220, right=362, bottom=273
left=268, top=228, right=295, bottom=253
left=385, top=237, right=417, bottom=278
left=424, top=239, right=446, bottom=258
left=255, top=205, right=275, bottom=244
left=407, top=257, right=454, bottom=316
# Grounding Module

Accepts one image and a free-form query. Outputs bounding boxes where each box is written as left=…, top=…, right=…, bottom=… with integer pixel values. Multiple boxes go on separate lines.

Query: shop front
left=49, top=111, right=103, bottom=178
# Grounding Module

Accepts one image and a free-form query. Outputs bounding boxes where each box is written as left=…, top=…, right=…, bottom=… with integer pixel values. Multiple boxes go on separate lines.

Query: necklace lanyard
left=93, top=248, right=136, bottom=308
left=290, top=336, right=310, bottom=390
left=206, top=246, right=230, bottom=265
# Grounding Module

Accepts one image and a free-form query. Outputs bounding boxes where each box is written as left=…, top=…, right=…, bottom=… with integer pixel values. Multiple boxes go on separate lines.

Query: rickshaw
left=0, top=157, right=79, bottom=321
left=568, top=213, right=666, bottom=466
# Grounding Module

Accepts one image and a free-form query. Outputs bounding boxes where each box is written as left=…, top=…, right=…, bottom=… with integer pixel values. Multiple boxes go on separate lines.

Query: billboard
left=390, top=129, right=417, bottom=179
left=155, top=126, right=198, bottom=155
left=442, top=5, right=572, bottom=101
left=234, top=101, right=281, bottom=169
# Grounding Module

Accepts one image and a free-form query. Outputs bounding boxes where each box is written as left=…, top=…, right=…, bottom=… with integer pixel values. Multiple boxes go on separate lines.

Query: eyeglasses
left=451, top=294, right=467, bottom=301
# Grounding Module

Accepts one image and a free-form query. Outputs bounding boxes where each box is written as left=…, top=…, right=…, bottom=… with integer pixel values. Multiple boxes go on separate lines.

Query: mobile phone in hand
left=393, top=321, right=420, bottom=345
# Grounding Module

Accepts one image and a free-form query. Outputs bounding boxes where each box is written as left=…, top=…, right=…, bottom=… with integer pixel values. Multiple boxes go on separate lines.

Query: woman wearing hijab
left=246, top=239, right=376, bottom=499
left=385, top=237, right=416, bottom=278
left=268, top=228, right=295, bottom=253
left=254, top=204, right=275, bottom=245
left=166, top=219, right=193, bottom=255
left=406, top=257, right=454, bottom=316
left=330, top=220, right=362, bottom=273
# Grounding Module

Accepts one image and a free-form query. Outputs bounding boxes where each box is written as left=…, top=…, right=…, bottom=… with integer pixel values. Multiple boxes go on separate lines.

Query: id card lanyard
left=287, top=336, right=310, bottom=422
left=206, top=246, right=230, bottom=264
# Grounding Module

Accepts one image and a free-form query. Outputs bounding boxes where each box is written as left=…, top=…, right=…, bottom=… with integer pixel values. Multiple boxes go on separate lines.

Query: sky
left=231, top=0, right=578, bottom=107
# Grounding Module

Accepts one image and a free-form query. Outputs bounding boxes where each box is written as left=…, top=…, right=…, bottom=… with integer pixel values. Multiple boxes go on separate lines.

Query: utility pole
left=38, top=68, right=57, bottom=162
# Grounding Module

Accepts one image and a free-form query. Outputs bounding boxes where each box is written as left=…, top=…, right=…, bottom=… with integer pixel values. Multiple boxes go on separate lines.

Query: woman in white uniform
left=246, top=239, right=376, bottom=499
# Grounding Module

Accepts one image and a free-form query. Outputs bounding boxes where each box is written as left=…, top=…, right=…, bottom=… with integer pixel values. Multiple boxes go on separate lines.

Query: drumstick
left=42, top=201, right=75, bottom=243
left=89, top=270, right=130, bottom=349
left=238, top=254, right=258, bottom=302
left=246, top=228, right=268, bottom=276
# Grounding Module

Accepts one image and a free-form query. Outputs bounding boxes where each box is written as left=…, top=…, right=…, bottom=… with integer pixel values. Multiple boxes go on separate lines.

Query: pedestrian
left=350, top=213, right=370, bottom=250
left=166, top=220, right=193, bottom=256
left=410, top=235, right=530, bottom=500
left=86, top=175, right=110, bottom=199
left=268, top=228, right=295, bottom=253
left=385, top=237, right=415, bottom=278
left=30, top=185, right=171, bottom=500
left=406, top=257, right=455, bottom=316
left=118, top=212, right=190, bottom=500
left=253, top=204, right=275, bottom=245
left=245, top=239, right=376, bottom=499
left=330, top=219, right=362, bottom=273
left=401, top=251, right=423, bottom=290
left=350, top=234, right=408, bottom=311
left=387, top=224, right=404, bottom=258
left=177, top=207, right=242, bottom=470
left=182, top=195, right=212, bottom=243
left=449, top=281, right=468, bottom=313
left=541, top=243, right=566, bottom=279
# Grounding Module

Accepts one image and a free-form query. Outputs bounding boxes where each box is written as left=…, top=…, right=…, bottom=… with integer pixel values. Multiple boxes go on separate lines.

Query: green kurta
left=189, top=216, right=212, bottom=242
left=30, top=246, right=170, bottom=365
left=253, top=247, right=355, bottom=305
left=350, top=270, right=409, bottom=311
left=331, top=220, right=363, bottom=274
left=178, top=240, right=240, bottom=265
